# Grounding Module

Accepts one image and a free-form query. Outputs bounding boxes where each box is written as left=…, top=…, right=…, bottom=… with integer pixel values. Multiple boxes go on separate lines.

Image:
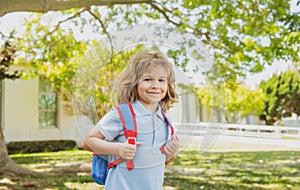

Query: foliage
left=2, top=0, right=299, bottom=84
left=16, top=15, right=90, bottom=117
left=73, top=41, right=144, bottom=123
left=17, top=15, right=87, bottom=95
left=259, top=70, right=300, bottom=125
left=85, top=1, right=298, bottom=83
left=2, top=150, right=299, bottom=189
left=194, top=82, right=266, bottom=123
left=3, top=0, right=300, bottom=123
left=0, top=40, right=21, bottom=80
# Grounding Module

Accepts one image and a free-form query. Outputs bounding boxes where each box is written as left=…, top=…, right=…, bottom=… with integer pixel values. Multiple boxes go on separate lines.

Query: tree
left=0, top=0, right=151, bottom=17
left=195, top=82, right=266, bottom=123
left=0, top=0, right=299, bottom=82
left=259, top=70, right=300, bottom=125
left=0, top=41, right=21, bottom=80
left=0, top=40, right=36, bottom=176
left=0, top=0, right=299, bottom=177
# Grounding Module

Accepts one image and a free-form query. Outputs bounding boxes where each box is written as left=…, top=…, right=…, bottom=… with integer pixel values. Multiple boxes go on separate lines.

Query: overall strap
left=108, top=103, right=136, bottom=170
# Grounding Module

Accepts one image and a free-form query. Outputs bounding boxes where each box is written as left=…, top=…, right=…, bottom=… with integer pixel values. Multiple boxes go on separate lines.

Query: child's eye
left=159, top=79, right=166, bottom=82
left=144, top=78, right=151, bottom=81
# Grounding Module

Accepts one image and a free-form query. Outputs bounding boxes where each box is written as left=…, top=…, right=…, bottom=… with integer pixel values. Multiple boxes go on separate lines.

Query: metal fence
left=174, top=122, right=300, bottom=139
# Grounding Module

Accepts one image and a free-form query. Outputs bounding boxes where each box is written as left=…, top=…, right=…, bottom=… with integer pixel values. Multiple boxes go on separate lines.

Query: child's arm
left=81, top=127, right=121, bottom=156
left=164, top=135, right=180, bottom=165
left=81, top=127, right=105, bottom=152
left=82, top=127, right=141, bottom=160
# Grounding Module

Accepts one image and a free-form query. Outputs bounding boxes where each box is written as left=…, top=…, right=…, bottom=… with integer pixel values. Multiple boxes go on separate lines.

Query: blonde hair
left=115, top=51, right=178, bottom=111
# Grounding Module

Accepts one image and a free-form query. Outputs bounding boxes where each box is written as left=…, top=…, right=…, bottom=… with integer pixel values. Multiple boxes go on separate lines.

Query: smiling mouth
left=147, top=92, right=160, bottom=94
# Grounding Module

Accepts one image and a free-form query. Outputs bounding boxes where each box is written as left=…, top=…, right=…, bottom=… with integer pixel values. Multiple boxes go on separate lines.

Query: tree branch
left=43, top=8, right=87, bottom=38
left=0, top=0, right=153, bottom=17
left=86, top=8, right=114, bottom=64
left=149, top=2, right=212, bottom=44
left=0, top=31, right=5, bottom=38
left=149, top=2, right=180, bottom=28
left=148, top=2, right=235, bottom=54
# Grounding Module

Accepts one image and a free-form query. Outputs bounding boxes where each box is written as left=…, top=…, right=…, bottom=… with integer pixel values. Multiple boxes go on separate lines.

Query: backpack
left=91, top=103, right=174, bottom=185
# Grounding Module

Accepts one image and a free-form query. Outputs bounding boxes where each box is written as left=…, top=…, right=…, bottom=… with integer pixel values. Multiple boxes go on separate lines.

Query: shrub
left=7, top=140, right=77, bottom=154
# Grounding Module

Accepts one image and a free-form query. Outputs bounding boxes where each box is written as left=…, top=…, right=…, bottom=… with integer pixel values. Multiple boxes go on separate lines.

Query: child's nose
left=151, top=80, right=160, bottom=88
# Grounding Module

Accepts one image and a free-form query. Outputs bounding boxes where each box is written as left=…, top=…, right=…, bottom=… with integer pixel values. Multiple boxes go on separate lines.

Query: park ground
left=1, top=134, right=300, bottom=190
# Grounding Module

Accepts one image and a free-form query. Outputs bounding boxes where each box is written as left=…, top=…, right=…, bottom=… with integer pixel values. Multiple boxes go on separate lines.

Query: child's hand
left=164, top=135, right=180, bottom=163
left=118, top=141, right=142, bottom=160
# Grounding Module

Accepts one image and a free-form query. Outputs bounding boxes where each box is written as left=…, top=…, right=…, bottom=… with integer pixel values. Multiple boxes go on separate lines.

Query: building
left=1, top=67, right=200, bottom=146
left=2, top=67, right=277, bottom=147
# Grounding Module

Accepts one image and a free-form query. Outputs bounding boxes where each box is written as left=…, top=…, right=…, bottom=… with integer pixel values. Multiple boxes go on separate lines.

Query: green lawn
left=1, top=150, right=299, bottom=190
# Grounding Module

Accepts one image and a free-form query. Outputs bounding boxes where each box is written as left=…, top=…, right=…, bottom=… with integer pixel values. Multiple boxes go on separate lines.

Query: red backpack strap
left=108, top=103, right=137, bottom=170
left=160, top=111, right=175, bottom=154
left=161, top=111, right=174, bottom=136
left=116, top=103, right=137, bottom=139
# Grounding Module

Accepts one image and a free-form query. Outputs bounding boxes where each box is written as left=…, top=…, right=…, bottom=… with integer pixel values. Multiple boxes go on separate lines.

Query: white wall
left=3, top=78, right=84, bottom=146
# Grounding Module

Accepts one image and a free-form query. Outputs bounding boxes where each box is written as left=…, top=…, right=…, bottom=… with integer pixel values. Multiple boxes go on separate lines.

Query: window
left=39, top=76, right=58, bottom=127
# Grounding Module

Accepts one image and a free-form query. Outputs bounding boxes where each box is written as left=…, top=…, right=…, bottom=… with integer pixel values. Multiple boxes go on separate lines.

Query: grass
left=165, top=151, right=300, bottom=190
left=1, top=150, right=300, bottom=190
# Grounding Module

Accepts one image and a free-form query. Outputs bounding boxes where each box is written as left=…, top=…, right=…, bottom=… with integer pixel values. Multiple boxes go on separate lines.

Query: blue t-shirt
left=96, top=100, right=172, bottom=190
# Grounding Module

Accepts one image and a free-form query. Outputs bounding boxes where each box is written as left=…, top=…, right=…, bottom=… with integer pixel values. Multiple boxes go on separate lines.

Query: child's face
left=137, top=65, right=168, bottom=109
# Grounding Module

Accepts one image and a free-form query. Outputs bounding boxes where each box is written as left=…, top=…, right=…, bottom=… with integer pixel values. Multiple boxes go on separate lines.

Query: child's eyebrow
left=142, top=75, right=167, bottom=79
left=158, top=76, right=167, bottom=79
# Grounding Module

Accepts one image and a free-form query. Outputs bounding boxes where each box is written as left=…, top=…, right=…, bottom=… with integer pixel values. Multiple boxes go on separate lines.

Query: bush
left=7, top=140, right=77, bottom=154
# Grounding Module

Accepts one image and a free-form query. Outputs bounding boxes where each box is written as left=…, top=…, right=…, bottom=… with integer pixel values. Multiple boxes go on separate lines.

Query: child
left=82, top=51, right=180, bottom=190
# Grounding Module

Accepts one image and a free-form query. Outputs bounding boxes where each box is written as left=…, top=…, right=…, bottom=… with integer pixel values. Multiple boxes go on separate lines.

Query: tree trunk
left=0, top=0, right=152, bottom=17
left=0, top=125, right=37, bottom=177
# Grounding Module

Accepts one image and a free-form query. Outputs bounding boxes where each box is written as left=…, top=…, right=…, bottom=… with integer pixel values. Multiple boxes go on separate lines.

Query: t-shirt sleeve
left=95, top=108, right=122, bottom=141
